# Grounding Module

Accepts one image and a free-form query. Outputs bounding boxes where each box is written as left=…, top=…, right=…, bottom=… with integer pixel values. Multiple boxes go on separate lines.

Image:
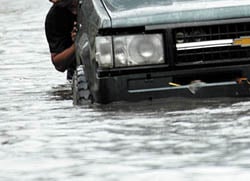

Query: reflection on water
left=49, top=84, right=73, bottom=101
left=1, top=0, right=250, bottom=180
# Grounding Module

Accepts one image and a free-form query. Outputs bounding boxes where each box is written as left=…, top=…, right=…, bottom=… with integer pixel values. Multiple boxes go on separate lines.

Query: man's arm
left=51, top=44, right=75, bottom=72
left=49, top=0, right=60, bottom=3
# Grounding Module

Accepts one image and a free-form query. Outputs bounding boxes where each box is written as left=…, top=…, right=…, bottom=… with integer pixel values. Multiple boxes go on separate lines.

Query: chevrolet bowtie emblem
left=233, top=36, right=250, bottom=47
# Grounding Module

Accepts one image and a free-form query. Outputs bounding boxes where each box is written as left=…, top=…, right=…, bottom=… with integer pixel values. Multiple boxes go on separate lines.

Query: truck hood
left=102, top=0, right=250, bottom=28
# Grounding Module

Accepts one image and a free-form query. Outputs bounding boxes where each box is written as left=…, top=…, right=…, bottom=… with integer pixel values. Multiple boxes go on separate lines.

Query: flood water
left=1, top=0, right=250, bottom=180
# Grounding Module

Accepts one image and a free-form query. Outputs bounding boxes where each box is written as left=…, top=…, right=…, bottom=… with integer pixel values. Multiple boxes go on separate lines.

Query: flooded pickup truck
left=73, top=0, right=250, bottom=104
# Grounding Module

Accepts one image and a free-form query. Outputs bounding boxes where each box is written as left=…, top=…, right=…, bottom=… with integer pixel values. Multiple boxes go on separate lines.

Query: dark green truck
left=73, top=0, right=250, bottom=104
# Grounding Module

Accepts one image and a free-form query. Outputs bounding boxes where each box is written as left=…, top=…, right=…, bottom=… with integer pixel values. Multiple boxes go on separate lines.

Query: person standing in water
left=45, top=0, right=77, bottom=79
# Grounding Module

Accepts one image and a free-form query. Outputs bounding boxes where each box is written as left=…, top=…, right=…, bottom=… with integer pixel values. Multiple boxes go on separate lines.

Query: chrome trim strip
left=176, top=39, right=233, bottom=51
left=128, top=81, right=236, bottom=94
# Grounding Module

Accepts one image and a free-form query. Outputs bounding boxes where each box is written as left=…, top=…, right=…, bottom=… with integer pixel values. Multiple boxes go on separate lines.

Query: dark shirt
left=45, top=5, right=76, bottom=79
left=45, top=5, right=76, bottom=54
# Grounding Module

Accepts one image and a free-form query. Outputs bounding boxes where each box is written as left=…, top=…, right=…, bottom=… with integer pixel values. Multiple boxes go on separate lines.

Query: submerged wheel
left=72, top=65, right=92, bottom=105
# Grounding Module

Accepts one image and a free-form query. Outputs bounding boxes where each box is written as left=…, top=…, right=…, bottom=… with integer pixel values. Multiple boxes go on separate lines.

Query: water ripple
left=1, top=0, right=250, bottom=180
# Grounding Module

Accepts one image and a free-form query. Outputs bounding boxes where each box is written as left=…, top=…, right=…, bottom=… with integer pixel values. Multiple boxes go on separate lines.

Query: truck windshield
left=103, top=0, right=200, bottom=11
left=104, top=0, right=172, bottom=11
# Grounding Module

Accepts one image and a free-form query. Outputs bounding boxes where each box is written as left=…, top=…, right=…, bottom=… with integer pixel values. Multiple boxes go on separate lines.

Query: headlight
left=114, top=34, right=164, bottom=67
left=95, top=34, right=164, bottom=68
left=95, top=36, right=113, bottom=68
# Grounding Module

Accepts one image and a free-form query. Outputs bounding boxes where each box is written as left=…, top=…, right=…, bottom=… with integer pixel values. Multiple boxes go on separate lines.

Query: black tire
left=72, top=65, right=92, bottom=105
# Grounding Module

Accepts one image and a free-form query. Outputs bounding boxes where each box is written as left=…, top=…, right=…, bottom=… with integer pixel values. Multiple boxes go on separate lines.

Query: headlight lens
left=95, top=36, right=113, bottom=68
left=95, top=34, right=164, bottom=68
left=114, top=34, right=164, bottom=67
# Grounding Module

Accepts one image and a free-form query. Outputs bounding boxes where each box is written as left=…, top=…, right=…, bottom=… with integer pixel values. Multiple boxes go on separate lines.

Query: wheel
left=72, top=65, right=92, bottom=105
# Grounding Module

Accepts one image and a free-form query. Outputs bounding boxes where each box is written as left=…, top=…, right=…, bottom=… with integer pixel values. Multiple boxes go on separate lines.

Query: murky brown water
left=1, top=0, right=250, bottom=180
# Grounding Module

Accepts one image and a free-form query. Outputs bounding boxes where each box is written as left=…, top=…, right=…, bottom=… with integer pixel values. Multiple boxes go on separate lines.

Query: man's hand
left=71, top=22, right=78, bottom=42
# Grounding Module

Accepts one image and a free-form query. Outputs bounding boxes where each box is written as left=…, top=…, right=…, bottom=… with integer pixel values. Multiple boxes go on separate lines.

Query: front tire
left=72, top=65, right=91, bottom=105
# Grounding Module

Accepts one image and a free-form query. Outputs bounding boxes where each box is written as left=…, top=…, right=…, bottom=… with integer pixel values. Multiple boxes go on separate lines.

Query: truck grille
left=174, top=22, right=250, bottom=66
